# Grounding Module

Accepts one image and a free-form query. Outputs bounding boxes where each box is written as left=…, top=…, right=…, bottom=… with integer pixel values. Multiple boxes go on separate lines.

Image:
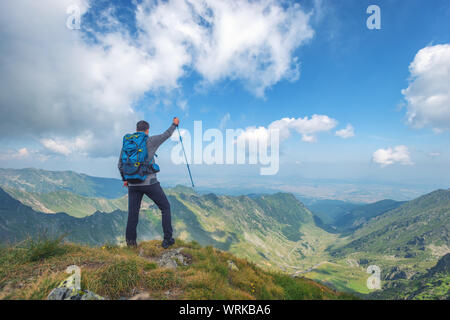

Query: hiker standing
left=118, top=118, right=179, bottom=248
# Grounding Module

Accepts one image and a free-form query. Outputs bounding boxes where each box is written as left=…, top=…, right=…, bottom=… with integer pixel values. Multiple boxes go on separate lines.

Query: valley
left=0, top=168, right=448, bottom=299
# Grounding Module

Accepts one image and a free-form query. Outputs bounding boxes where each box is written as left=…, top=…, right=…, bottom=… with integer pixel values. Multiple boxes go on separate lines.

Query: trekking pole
left=177, top=125, right=195, bottom=188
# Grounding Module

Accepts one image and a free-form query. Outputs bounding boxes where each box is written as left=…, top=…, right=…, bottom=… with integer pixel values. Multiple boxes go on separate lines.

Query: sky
left=0, top=0, right=449, bottom=201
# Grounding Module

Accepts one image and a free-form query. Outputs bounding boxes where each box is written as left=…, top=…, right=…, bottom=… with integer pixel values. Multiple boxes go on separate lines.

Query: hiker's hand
left=123, top=181, right=128, bottom=188
left=173, top=117, right=179, bottom=126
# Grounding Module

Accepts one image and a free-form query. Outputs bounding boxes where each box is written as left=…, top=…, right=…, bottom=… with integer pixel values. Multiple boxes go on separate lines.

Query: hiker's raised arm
left=148, top=118, right=179, bottom=149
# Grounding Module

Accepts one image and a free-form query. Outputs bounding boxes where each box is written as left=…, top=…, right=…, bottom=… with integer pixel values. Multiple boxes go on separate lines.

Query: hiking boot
left=126, top=240, right=137, bottom=248
left=161, top=238, right=175, bottom=249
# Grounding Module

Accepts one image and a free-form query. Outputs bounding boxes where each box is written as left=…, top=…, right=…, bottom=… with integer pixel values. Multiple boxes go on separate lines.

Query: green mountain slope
left=2, top=187, right=129, bottom=218
left=156, top=188, right=337, bottom=270
left=333, top=199, right=405, bottom=233
left=0, top=168, right=125, bottom=199
left=0, top=239, right=355, bottom=300
left=0, top=186, right=336, bottom=271
left=0, top=188, right=158, bottom=244
left=317, top=189, right=450, bottom=299
left=331, top=189, right=450, bottom=258
left=1, top=168, right=448, bottom=299
left=305, top=199, right=361, bottom=226
left=295, top=190, right=448, bottom=298
left=369, top=253, right=450, bottom=300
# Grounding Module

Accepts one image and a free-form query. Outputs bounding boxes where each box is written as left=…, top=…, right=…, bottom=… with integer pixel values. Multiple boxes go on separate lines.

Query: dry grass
left=0, top=238, right=356, bottom=300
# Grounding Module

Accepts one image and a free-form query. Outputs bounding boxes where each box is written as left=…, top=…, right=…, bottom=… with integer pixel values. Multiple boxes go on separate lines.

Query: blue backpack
left=120, top=132, right=159, bottom=183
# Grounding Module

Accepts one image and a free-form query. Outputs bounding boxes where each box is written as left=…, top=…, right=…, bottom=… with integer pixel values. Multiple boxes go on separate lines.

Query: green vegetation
left=333, top=199, right=404, bottom=233
left=330, top=189, right=450, bottom=258
left=0, top=185, right=336, bottom=271
left=3, top=187, right=129, bottom=218
left=0, top=188, right=160, bottom=244
left=368, top=254, right=450, bottom=300
left=305, top=199, right=361, bottom=226
left=0, top=168, right=448, bottom=300
left=301, top=262, right=372, bottom=295
left=0, top=238, right=354, bottom=300
left=0, top=168, right=125, bottom=199
left=23, top=235, right=69, bottom=262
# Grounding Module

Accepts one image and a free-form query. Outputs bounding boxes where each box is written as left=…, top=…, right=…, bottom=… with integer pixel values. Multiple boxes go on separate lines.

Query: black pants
left=126, top=182, right=173, bottom=243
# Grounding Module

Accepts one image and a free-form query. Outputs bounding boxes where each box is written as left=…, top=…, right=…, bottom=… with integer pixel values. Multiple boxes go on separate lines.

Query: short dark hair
left=136, top=120, right=149, bottom=132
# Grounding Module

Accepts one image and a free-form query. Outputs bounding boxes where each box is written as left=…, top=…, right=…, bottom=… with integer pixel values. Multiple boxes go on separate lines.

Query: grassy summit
left=0, top=238, right=355, bottom=300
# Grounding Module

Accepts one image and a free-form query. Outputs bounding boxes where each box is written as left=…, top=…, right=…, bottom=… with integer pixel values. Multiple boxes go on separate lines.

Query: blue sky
left=0, top=0, right=449, bottom=201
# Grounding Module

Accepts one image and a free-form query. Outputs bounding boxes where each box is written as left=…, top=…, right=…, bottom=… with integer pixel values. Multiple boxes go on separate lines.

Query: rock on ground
left=227, top=260, right=239, bottom=271
left=157, top=247, right=192, bottom=269
left=47, top=287, right=104, bottom=300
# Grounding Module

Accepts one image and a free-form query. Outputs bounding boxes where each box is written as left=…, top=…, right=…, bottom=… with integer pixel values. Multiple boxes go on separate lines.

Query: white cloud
left=219, top=113, right=231, bottom=129
left=291, top=115, right=337, bottom=137
left=301, top=134, right=317, bottom=143
left=192, top=0, right=314, bottom=97
left=402, top=44, right=450, bottom=131
left=17, top=148, right=30, bottom=158
left=238, top=114, right=338, bottom=146
left=238, top=126, right=272, bottom=146
left=335, top=124, right=355, bottom=138
left=40, top=132, right=92, bottom=156
left=177, top=100, right=188, bottom=111
left=135, top=0, right=314, bottom=96
left=428, top=152, right=441, bottom=158
left=0, top=0, right=147, bottom=157
left=40, top=140, right=72, bottom=156
left=270, top=115, right=337, bottom=142
left=0, top=0, right=315, bottom=158
left=0, top=148, right=47, bottom=161
left=372, top=145, right=413, bottom=167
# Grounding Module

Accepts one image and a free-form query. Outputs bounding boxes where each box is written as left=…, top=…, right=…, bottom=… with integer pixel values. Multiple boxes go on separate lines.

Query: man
left=118, top=117, right=179, bottom=249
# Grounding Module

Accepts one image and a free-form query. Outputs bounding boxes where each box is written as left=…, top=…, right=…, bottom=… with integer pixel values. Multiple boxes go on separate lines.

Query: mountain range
left=0, top=168, right=125, bottom=199
left=0, top=185, right=334, bottom=271
left=0, top=167, right=448, bottom=299
left=331, top=189, right=449, bottom=258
